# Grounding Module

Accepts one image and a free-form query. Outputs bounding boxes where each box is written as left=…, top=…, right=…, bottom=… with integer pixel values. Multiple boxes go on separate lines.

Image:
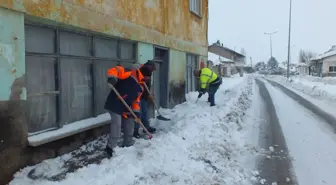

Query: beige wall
left=0, top=0, right=208, bottom=56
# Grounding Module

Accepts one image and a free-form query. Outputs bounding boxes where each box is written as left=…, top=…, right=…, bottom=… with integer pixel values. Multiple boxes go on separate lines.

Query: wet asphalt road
left=255, top=79, right=297, bottom=185
left=255, top=78, right=336, bottom=185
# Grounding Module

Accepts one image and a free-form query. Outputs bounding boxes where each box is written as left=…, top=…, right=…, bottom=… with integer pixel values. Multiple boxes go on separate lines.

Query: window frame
left=189, top=0, right=202, bottom=17
left=25, top=22, right=138, bottom=135
left=329, top=65, right=336, bottom=72
left=186, top=53, right=199, bottom=93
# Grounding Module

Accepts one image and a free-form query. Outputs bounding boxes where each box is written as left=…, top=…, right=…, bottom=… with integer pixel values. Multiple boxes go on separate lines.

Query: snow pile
left=266, top=75, right=336, bottom=106
left=10, top=75, right=257, bottom=185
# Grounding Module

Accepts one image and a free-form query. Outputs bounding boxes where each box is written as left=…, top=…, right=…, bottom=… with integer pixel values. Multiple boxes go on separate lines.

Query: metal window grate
left=189, top=0, right=202, bottom=15
left=25, top=24, right=137, bottom=134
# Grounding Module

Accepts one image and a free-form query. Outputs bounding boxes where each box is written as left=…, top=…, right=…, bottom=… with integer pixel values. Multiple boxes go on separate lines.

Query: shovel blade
left=156, top=115, right=171, bottom=121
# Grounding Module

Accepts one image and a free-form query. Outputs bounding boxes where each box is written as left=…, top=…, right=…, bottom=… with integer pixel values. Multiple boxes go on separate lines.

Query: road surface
left=256, top=78, right=336, bottom=185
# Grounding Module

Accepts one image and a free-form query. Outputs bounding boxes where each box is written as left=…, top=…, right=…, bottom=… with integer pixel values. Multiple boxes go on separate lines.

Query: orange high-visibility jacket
left=104, top=66, right=144, bottom=117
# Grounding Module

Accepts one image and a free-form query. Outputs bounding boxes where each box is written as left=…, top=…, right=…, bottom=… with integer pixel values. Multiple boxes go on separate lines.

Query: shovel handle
left=143, top=83, right=161, bottom=114
left=108, top=83, right=152, bottom=139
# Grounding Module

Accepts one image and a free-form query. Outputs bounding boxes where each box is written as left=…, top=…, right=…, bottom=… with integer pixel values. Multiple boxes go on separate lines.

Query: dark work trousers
left=134, top=99, right=150, bottom=131
left=207, top=78, right=222, bottom=106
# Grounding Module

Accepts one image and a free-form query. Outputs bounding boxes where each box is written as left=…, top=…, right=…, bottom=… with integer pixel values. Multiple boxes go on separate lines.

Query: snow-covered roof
left=310, top=48, right=336, bottom=61
left=208, top=52, right=234, bottom=66
left=297, top=62, right=308, bottom=67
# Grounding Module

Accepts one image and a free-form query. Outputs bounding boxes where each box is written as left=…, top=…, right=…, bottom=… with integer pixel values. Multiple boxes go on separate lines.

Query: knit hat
left=145, top=60, right=156, bottom=66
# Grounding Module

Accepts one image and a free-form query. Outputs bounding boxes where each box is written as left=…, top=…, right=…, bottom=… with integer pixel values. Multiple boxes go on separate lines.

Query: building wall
left=0, top=7, right=25, bottom=101
left=297, top=66, right=309, bottom=75
left=322, top=55, right=336, bottom=76
left=0, top=0, right=208, bottom=56
left=168, top=49, right=187, bottom=107
left=0, top=7, right=27, bottom=184
left=0, top=1, right=208, bottom=183
left=138, top=42, right=154, bottom=64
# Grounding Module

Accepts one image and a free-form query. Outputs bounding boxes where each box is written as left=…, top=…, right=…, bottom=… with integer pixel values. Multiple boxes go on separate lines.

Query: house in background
left=208, top=41, right=245, bottom=76
left=0, top=0, right=208, bottom=183
left=208, top=52, right=234, bottom=77
left=309, top=45, right=336, bottom=77
left=296, top=63, right=309, bottom=75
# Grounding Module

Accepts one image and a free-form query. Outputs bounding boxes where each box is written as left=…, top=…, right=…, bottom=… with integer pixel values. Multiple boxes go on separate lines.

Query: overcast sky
left=208, top=0, right=336, bottom=64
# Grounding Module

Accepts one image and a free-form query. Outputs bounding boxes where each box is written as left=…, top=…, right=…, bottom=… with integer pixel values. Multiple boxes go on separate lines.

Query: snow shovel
left=195, top=97, right=200, bottom=103
left=108, top=84, right=153, bottom=139
left=143, top=83, right=171, bottom=121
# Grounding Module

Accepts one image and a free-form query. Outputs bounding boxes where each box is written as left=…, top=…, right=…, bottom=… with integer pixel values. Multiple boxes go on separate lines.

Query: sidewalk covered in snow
left=10, top=75, right=264, bottom=185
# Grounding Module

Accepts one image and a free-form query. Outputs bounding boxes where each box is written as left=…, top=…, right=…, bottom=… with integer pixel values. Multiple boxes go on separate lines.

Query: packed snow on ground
left=10, top=75, right=263, bottom=185
left=264, top=81, right=336, bottom=185
left=266, top=75, right=336, bottom=106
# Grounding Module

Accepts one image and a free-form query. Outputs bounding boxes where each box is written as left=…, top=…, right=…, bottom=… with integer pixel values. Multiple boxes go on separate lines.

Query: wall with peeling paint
left=168, top=49, right=187, bottom=106
left=0, top=0, right=208, bottom=57
left=0, top=7, right=27, bottom=184
left=0, top=7, right=25, bottom=101
left=138, top=42, right=154, bottom=64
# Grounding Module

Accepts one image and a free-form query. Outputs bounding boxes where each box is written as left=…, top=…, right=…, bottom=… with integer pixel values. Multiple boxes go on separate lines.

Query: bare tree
left=298, top=50, right=317, bottom=63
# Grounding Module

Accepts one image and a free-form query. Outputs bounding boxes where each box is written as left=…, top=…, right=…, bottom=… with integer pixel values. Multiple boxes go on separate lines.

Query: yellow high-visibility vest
left=199, top=68, right=218, bottom=89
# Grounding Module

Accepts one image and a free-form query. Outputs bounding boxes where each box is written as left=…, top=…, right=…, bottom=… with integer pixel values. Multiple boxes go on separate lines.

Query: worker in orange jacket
left=104, top=63, right=144, bottom=157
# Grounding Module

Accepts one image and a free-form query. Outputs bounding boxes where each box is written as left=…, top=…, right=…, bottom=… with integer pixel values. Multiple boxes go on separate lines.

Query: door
left=153, top=47, right=169, bottom=108
left=152, top=62, right=161, bottom=107
left=186, top=54, right=198, bottom=93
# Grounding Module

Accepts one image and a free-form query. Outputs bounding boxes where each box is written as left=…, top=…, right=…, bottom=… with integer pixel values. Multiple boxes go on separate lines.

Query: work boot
left=122, top=139, right=135, bottom=147
left=144, top=126, right=156, bottom=134
left=133, top=130, right=140, bottom=139
left=105, top=146, right=114, bottom=158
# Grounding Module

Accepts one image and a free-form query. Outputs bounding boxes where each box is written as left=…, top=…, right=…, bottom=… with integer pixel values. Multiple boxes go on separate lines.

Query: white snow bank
left=266, top=75, right=336, bottom=106
left=10, top=75, right=258, bottom=185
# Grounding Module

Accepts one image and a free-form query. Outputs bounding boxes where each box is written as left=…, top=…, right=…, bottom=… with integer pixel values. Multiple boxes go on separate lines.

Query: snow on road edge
left=265, top=75, right=336, bottom=106
left=11, top=75, right=257, bottom=185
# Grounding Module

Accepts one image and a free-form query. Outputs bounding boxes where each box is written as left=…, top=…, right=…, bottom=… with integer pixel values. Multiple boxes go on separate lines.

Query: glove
left=134, top=117, right=141, bottom=124
left=107, top=77, right=117, bottom=86
left=143, top=76, right=151, bottom=82
left=148, top=95, right=154, bottom=101
left=123, top=111, right=140, bottom=120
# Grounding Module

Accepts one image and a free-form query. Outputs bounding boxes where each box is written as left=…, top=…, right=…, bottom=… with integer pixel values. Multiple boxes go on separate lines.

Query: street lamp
left=264, top=31, right=278, bottom=58
left=286, top=0, right=293, bottom=79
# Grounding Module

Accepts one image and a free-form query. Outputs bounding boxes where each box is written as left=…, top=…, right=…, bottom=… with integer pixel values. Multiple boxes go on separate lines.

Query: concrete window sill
left=28, top=113, right=110, bottom=147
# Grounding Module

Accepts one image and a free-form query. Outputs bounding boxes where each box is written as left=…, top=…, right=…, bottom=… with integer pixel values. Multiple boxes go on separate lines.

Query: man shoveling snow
left=193, top=67, right=222, bottom=106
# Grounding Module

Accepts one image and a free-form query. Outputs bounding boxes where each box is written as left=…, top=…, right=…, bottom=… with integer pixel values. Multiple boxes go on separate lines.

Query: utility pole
left=264, top=31, right=278, bottom=58
left=250, top=57, right=252, bottom=67
left=287, top=0, right=292, bottom=79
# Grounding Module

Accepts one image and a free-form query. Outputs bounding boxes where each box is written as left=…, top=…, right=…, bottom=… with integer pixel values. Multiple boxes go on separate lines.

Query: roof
left=208, top=52, right=234, bottom=66
left=310, top=48, right=336, bottom=61
left=296, top=62, right=308, bottom=67
left=209, top=43, right=245, bottom=57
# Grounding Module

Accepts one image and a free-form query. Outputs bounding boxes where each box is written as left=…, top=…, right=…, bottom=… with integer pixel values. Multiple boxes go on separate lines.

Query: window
left=94, top=37, right=117, bottom=58
left=120, top=41, right=136, bottom=60
left=329, top=66, right=336, bottom=72
left=25, top=24, right=136, bottom=135
left=189, top=0, right=202, bottom=16
left=26, top=56, right=58, bottom=133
